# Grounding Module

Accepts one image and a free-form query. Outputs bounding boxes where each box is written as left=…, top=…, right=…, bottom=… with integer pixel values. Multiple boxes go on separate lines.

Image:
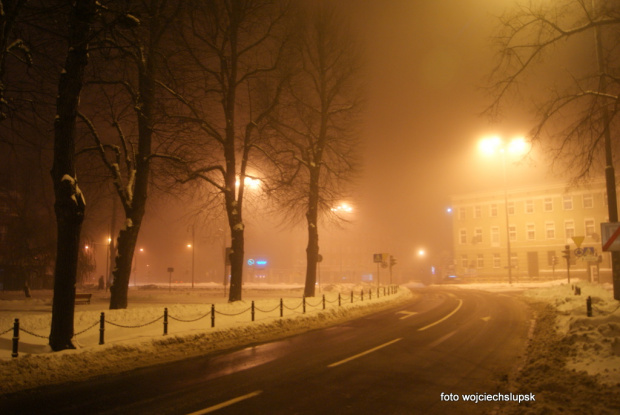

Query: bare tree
left=49, top=0, right=95, bottom=351
left=76, top=0, right=183, bottom=309
left=267, top=3, right=363, bottom=298
left=169, top=0, right=291, bottom=302
left=486, top=0, right=620, bottom=299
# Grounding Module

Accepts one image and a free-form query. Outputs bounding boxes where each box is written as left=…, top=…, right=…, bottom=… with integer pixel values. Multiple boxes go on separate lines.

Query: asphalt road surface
left=1, top=287, right=532, bottom=415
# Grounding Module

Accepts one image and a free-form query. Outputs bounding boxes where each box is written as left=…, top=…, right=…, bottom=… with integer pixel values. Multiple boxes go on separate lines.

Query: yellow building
left=451, top=181, right=613, bottom=283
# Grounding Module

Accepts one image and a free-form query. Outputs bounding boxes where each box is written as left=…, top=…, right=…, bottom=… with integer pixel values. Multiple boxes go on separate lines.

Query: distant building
left=450, top=181, right=612, bottom=283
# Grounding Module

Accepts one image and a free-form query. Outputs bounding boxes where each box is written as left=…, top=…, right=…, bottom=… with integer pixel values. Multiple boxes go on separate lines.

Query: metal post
left=163, top=308, right=168, bottom=335
left=303, top=297, right=306, bottom=314
left=338, top=293, right=341, bottom=307
left=280, top=298, right=283, bottom=317
left=99, top=312, right=105, bottom=345
left=502, top=151, right=513, bottom=285
left=11, top=318, right=19, bottom=358
left=251, top=301, right=255, bottom=321
left=211, top=304, right=215, bottom=328
left=587, top=296, right=592, bottom=317
left=322, top=294, right=326, bottom=310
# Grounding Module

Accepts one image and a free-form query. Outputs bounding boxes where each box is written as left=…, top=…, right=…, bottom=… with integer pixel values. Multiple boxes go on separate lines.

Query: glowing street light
left=331, top=203, right=353, bottom=213
left=479, top=135, right=529, bottom=284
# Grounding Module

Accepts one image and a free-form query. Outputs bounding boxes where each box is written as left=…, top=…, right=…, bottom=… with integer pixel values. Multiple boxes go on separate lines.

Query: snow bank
left=0, top=284, right=411, bottom=395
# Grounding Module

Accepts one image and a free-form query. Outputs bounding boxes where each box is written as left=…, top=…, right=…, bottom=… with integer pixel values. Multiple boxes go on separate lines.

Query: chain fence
left=2, top=285, right=401, bottom=358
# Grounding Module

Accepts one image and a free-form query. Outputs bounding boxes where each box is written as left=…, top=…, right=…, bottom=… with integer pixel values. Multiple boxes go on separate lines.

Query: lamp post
left=480, top=136, right=528, bottom=285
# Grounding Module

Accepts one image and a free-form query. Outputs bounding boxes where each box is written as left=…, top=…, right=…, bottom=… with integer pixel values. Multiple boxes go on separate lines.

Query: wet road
left=1, top=287, right=532, bottom=414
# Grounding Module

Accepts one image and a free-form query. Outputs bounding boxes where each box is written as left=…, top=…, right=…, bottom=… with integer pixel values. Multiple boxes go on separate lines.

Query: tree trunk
left=228, top=225, right=245, bottom=302
left=304, top=170, right=321, bottom=298
left=49, top=0, right=95, bottom=351
left=109, top=224, right=140, bottom=309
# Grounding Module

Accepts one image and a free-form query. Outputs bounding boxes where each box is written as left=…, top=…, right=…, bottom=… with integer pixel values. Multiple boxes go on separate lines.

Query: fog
left=81, top=0, right=585, bottom=287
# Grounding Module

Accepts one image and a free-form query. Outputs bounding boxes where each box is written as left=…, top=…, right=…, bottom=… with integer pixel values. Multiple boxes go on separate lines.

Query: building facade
left=451, top=181, right=613, bottom=283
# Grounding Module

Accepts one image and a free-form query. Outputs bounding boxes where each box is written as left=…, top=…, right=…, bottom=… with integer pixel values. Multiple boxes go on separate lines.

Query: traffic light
left=390, top=255, right=397, bottom=267
left=562, top=245, right=571, bottom=260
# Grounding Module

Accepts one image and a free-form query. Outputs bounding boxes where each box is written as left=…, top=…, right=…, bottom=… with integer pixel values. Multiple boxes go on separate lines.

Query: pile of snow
left=521, top=281, right=620, bottom=385
left=0, top=283, right=411, bottom=394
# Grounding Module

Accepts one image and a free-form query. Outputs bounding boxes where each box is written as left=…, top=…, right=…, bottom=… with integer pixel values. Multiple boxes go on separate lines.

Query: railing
left=2, top=286, right=400, bottom=358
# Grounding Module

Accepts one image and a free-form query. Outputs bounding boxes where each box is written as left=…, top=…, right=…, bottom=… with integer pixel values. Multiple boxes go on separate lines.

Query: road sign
left=601, top=223, right=620, bottom=251
left=571, top=236, right=585, bottom=248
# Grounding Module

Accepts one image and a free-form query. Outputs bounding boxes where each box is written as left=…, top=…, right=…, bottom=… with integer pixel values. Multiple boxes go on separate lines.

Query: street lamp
left=479, top=135, right=528, bottom=285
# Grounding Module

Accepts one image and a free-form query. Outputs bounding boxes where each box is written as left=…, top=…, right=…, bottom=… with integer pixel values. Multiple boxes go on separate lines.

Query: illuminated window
left=563, top=196, right=573, bottom=210
left=545, top=222, right=555, bottom=239
left=583, top=194, right=593, bottom=209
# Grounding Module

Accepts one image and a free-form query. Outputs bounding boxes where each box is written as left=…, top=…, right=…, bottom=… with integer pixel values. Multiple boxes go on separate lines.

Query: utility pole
left=593, top=1, right=620, bottom=300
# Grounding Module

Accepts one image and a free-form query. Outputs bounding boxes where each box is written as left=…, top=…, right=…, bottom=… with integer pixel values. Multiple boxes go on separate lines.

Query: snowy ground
left=2, top=278, right=620, bottom=407
left=0, top=283, right=412, bottom=395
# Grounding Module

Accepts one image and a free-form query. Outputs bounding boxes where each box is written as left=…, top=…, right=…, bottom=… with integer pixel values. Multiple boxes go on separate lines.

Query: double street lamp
left=479, top=135, right=528, bottom=285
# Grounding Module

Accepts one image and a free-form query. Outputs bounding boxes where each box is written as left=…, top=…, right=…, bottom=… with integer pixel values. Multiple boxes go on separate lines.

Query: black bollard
left=11, top=318, right=19, bottom=358
left=99, top=312, right=105, bottom=345
left=163, top=308, right=168, bottom=335
left=211, top=304, right=215, bottom=328
left=587, top=296, right=592, bottom=317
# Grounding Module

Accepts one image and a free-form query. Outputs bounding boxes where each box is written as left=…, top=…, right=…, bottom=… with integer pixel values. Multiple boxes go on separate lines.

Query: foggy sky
left=114, top=1, right=577, bottom=283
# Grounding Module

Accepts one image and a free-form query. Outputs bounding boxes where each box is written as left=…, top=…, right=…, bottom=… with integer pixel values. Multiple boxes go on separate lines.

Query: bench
left=75, top=293, right=92, bottom=304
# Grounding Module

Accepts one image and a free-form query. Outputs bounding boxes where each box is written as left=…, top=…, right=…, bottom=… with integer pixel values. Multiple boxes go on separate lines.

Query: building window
left=525, top=199, right=534, bottom=214
left=585, top=219, right=595, bottom=236
left=474, top=205, right=481, bottom=218
left=491, top=226, right=500, bottom=246
left=545, top=222, right=555, bottom=239
left=473, top=228, right=482, bottom=244
left=476, top=254, right=484, bottom=268
left=510, top=252, right=518, bottom=269
left=459, top=207, right=466, bottom=220
left=544, top=197, right=553, bottom=212
left=493, top=253, right=501, bottom=268
left=461, top=255, right=468, bottom=268
left=527, top=223, right=536, bottom=240
left=507, top=201, right=515, bottom=215
left=563, top=196, right=573, bottom=210
left=509, top=225, right=516, bottom=242
left=583, top=194, right=593, bottom=209
left=565, top=220, right=575, bottom=240
left=459, top=229, right=467, bottom=244
left=490, top=204, right=498, bottom=217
